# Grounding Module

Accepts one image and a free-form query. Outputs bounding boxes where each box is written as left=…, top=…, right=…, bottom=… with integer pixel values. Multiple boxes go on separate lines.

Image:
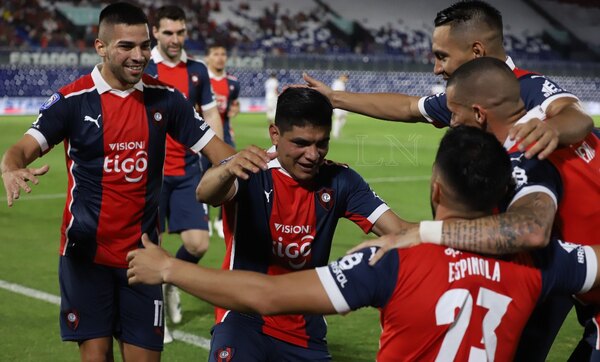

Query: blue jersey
left=217, top=153, right=389, bottom=349
left=209, top=71, right=240, bottom=147
left=316, top=240, right=596, bottom=361
left=419, top=56, right=579, bottom=128
left=27, top=66, right=215, bottom=267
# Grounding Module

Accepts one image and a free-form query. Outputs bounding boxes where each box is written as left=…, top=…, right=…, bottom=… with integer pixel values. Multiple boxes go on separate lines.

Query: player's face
left=446, top=86, right=481, bottom=128
left=207, top=47, right=228, bottom=73
left=270, top=124, right=330, bottom=183
left=153, top=18, right=187, bottom=61
left=432, top=25, right=476, bottom=80
left=96, top=23, right=151, bottom=90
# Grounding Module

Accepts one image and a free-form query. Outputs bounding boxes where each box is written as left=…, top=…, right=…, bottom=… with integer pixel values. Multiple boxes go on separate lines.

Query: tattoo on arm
left=441, top=193, right=555, bottom=254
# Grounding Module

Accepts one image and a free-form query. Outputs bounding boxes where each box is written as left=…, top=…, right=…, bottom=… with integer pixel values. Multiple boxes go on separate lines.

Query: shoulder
left=58, top=74, right=95, bottom=98
left=226, top=74, right=239, bottom=81
left=187, top=58, right=209, bottom=71
left=141, top=74, right=176, bottom=91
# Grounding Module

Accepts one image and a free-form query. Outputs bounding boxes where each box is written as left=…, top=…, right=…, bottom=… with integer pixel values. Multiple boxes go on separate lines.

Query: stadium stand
left=1, top=0, right=599, bottom=112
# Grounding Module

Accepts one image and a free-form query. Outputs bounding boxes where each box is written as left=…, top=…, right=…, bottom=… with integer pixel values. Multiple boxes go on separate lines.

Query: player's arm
left=196, top=145, right=276, bottom=206
left=434, top=192, right=556, bottom=254
left=509, top=96, right=593, bottom=160
left=202, top=106, right=225, bottom=140
left=370, top=209, right=414, bottom=237
left=127, top=235, right=336, bottom=315
left=303, top=73, right=425, bottom=123
left=1, top=134, right=49, bottom=207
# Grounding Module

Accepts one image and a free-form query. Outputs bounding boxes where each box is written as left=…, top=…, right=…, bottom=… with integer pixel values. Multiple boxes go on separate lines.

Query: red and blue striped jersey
left=419, top=56, right=579, bottom=128
left=27, top=66, right=215, bottom=268
left=217, top=154, right=389, bottom=349
left=316, top=241, right=596, bottom=361
left=502, top=109, right=600, bottom=246
left=146, top=47, right=216, bottom=176
left=209, top=71, right=240, bottom=147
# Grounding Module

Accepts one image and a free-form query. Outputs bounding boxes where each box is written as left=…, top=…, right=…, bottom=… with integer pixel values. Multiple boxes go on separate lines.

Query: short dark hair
left=154, top=5, right=186, bottom=26
left=435, top=126, right=512, bottom=212
left=435, top=0, right=503, bottom=36
left=275, top=88, right=333, bottom=133
left=99, top=2, right=148, bottom=27
left=447, top=57, right=515, bottom=91
left=206, top=43, right=227, bottom=55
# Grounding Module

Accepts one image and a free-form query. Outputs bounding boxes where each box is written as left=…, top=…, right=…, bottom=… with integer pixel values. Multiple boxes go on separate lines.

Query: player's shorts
left=209, top=313, right=331, bottom=362
left=58, top=256, right=164, bottom=351
left=159, top=170, right=209, bottom=233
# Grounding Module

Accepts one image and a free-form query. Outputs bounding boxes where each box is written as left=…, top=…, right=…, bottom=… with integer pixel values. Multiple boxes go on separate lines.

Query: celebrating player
left=128, top=126, right=600, bottom=362
left=205, top=43, right=241, bottom=239
left=145, top=5, right=224, bottom=340
left=195, top=87, right=410, bottom=360
left=304, top=0, right=593, bottom=160
left=0, top=3, right=235, bottom=360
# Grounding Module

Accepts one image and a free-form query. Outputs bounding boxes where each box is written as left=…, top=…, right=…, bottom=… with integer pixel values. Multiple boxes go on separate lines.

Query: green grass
left=1, top=114, right=599, bottom=361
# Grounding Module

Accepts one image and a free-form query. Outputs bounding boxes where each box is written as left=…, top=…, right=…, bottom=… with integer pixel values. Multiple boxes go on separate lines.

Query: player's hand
left=224, top=146, right=278, bottom=180
left=508, top=118, right=559, bottom=160
left=1, top=164, right=49, bottom=207
left=127, top=234, right=172, bottom=285
left=347, top=227, right=421, bottom=266
left=303, top=73, right=334, bottom=103
left=228, top=99, right=240, bottom=119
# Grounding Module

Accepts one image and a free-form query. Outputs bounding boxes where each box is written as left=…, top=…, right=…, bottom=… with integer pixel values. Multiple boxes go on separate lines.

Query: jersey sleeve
left=507, top=153, right=562, bottom=210
left=196, top=64, right=217, bottom=111
left=343, top=168, right=390, bottom=233
left=167, top=90, right=215, bottom=154
left=230, top=79, right=241, bottom=101
left=535, top=239, right=597, bottom=298
left=315, top=247, right=400, bottom=313
left=518, top=74, right=579, bottom=112
left=418, top=92, right=451, bottom=128
left=25, top=93, right=69, bottom=154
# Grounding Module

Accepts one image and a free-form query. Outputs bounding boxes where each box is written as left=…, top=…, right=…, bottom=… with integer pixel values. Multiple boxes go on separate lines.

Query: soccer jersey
left=502, top=108, right=600, bottom=246
left=419, top=56, right=579, bottom=128
left=316, top=241, right=596, bottom=361
left=26, top=66, right=215, bottom=268
left=209, top=71, right=240, bottom=147
left=216, top=153, right=389, bottom=349
left=146, top=47, right=217, bottom=176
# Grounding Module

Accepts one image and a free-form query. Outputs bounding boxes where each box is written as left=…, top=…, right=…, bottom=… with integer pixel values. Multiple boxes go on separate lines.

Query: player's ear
left=269, top=124, right=280, bottom=145
left=152, top=26, right=159, bottom=38
left=95, top=38, right=107, bottom=57
left=472, top=105, right=487, bottom=127
left=472, top=41, right=486, bottom=58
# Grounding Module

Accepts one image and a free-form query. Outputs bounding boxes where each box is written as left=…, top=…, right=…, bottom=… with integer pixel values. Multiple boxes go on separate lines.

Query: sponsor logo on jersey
left=104, top=141, right=148, bottom=183
left=40, top=93, right=60, bottom=110
left=83, top=114, right=101, bottom=128
left=541, top=80, right=562, bottom=98
left=274, top=223, right=311, bottom=234
left=558, top=240, right=586, bottom=264
left=574, top=141, right=595, bottom=164
left=272, top=235, right=314, bottom=269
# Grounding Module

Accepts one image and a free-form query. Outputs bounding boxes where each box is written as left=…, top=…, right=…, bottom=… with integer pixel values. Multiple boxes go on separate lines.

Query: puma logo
left=264, top=189, right=273, bottom=203
left=84, top=114, right=101, bottom=128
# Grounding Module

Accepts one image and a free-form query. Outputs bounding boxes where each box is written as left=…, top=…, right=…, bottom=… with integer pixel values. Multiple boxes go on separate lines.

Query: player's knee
left=79, top=341, right=113, bottom=362
left=183, top=236, right=209, bottom=257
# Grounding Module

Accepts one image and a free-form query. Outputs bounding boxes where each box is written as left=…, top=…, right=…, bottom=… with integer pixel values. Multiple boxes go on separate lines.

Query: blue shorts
left=209, top=313, right=331, bottom=362
left=160, top=170, right=209, bottom=233
left=59, top=256, right=164, bottom=351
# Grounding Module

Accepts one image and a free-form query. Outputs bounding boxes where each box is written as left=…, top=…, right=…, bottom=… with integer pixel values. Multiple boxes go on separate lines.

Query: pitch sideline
left=0, top=279, right=211, bottom=350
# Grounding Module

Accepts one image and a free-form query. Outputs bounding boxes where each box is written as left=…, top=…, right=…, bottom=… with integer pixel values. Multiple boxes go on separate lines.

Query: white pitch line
left=0, top=193, right=65, bottom=202
left=366, top=175, right=429, bottom=183
left=0, top=279, right=211, bottom=350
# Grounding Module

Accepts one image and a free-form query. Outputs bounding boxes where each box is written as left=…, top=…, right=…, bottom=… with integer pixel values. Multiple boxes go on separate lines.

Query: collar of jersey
left=503, top=105, right=546, bottom=151
left=151, top=46, right=188, bottom=67
left=208, top=69, right=227, bottom=81
left=505, top=56, right=516, bottom=70
left=92, top=65, right=142, bottom=95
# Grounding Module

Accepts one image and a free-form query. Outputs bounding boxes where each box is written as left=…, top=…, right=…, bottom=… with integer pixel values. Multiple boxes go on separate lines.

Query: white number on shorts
left=434, top=287, right=512, bottom=362
left=154, top=300, right=164, bottom=327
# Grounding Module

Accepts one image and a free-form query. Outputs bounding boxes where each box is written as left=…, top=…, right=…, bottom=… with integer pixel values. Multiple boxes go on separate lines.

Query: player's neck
left=489, top=108, right=527, bottom=145
left=99, top=64, right=133, bottom=91
left=210, top=67, right=225, bottom=77
left=435, top=205, right=488, bottom=221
